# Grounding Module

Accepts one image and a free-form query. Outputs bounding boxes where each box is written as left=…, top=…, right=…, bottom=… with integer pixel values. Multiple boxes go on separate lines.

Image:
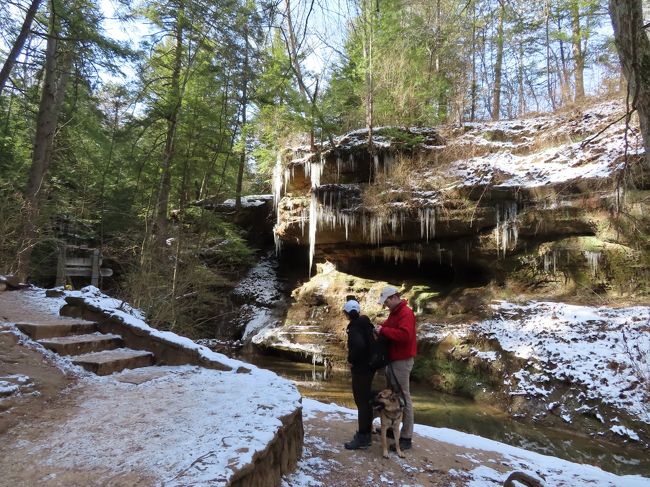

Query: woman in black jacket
left=343, top=299, right=376, bottom=450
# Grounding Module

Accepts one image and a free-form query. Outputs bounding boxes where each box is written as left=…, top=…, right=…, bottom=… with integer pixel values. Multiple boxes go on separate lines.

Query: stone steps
left=17, top=320, right=156, bottom=376
left=72, top=349, right=155, bottom=376
left=38, top=333, right=123, bottom=356
left=16, top=322, right=98, bottom=340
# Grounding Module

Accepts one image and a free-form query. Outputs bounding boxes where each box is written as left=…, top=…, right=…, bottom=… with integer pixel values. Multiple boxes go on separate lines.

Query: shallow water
left=237, top=352, right=650, bottom=477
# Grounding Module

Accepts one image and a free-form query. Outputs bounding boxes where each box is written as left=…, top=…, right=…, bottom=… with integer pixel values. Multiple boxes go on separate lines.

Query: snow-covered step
left=38, top=333, right=123, bottom=356
left=15, top=321, right=97, bottom=340
left=72, top=348, right=154, bottom=376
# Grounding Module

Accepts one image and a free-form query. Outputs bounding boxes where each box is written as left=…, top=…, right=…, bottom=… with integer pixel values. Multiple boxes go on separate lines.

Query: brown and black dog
left=373, top=389, right=405, bottom=458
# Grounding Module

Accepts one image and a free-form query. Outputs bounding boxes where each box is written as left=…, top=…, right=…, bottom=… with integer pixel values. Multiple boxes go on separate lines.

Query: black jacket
left=347, top=315, right=374, bottom=373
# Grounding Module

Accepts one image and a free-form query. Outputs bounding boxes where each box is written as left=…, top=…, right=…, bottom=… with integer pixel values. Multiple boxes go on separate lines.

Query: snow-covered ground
left=3, top=288, right=649, bottom=485
left=284, top=399, right=650, bottom=487
left=0, top=288, right=301, bottom=486
left=421, top=301, right=650, bottom=442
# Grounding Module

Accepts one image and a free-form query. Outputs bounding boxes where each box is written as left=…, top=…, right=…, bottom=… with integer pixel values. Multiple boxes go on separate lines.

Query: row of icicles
left=272, top=152, right=521, bottom=274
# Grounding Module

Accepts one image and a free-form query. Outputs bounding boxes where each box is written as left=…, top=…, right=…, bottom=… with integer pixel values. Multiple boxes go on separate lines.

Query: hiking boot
left=344, top=432, right=372, bottom=450
left=390, top=437, right=412, bottom=451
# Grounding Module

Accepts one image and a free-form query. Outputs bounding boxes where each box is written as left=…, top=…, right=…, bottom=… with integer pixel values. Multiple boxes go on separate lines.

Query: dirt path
left=5, top=289, right=632, bottom=487
left=289, top=406, right=501, bottom=486
left=0, top=289, right=489, bottom=486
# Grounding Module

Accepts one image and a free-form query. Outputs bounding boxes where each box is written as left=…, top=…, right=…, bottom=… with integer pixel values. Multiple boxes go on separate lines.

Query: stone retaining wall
left=60, top=295, right=305, bottom=485
left=230, top=408, right=304, bottom=487
left=61, top=296, right=238, bottom=372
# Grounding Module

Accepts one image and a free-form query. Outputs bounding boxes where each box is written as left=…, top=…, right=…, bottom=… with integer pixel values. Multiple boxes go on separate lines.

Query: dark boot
left=344, top=432, right=372, bottom=450
left=390, top=437, right=412, bottom=451
left=374, top=427, right=394, bottom=439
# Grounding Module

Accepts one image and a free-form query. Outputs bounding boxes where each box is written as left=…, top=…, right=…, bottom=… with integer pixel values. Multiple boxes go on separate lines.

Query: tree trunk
left=235, top=25, right=249, bottom=210
left=283, top=0, right=316, bottom=150
left=154, top=4, right=184, bottom=247
left=0, top=0, right=43, bottom=96
left=16, top=0, right=71, bottom=282
left=518, top=42, right=526, bottom=116
left=470, top=1, right=477, bottom=121
left=545, top=0, right=556, bottom=110
left=609, top=0, right=650, bottom=166
left=362, top=0, right=374, bottom=148
left=492, top=2, right=505, bottom=121
left=571, top=1, right=585, bottom=101
left=557, top=14, right=572, bottom=104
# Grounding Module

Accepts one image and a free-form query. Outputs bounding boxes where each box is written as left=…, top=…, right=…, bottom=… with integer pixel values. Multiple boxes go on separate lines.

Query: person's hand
left=347, top=362, right=353, bottom=369
left=374, top=325, right=382, bottom=335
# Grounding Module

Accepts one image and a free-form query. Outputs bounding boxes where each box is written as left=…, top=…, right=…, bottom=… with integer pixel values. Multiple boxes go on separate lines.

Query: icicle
left=273, top=225, right=282, bottom=255
left=308, top=192, right=318, bottom=275
left=272, top=153, right=285, bottom=256
left=373, top=154, right=379, bottom=176
left=584, top=251, right=601, bottom=277
left=384, top=153, right=393, bottom=174
left=494, top=202, right=519, bottom=257
left=337, top=156, right=342, bottom=181
left=272, top=152, right=283, bottom=209
left=418, top=208, right=436, bottom=242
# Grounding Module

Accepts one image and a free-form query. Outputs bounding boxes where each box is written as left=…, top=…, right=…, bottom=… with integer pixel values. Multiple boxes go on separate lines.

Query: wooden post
left=55, top=245, right=66, bottom=287
left=91, top=249, right=100, bottom=287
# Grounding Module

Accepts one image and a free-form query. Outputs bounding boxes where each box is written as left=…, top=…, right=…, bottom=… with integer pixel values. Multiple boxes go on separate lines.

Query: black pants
left=351, top=370, right=375, bottom=434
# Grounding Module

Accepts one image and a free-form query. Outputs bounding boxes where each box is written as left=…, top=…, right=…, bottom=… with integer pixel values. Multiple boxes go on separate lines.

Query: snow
left=292, top=399, right=650, bottom=487
left=3, top=289, right=650, bottom=484
left=421, top=300, right=650, bottom=440
left=1, top=288, right=301, bottom=486
left=220, top=194, right=273, bottom=208
left=16, top=365, right=300, bottom=486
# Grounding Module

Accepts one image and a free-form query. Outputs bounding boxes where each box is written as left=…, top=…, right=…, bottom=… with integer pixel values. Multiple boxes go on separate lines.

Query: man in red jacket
left=375, top=285, right=417, bottom=451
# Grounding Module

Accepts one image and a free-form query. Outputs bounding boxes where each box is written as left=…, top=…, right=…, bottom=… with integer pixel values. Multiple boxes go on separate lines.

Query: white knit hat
left=342, top=300, right=361, bottom=313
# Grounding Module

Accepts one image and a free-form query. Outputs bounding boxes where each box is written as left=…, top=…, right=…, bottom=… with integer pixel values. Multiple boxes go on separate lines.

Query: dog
left=372, top=388, right=405, bottom=458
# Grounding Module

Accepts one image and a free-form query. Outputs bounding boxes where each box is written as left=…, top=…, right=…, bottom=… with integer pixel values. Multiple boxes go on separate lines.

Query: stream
left=236, top=352, right=650, bottom=478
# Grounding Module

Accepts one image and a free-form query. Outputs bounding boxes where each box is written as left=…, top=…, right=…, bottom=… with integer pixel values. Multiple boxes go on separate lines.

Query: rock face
left=272, top=101, right=649, bottom=294
left=243, top=99, right=650, bottom=450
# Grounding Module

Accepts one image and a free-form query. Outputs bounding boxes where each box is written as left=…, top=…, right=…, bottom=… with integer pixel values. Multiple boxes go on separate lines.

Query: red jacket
left=379, top=299, right=417, bottom=361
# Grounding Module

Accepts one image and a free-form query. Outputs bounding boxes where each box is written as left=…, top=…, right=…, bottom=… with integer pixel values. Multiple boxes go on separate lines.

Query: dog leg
left=381, top=423, right=389, bottom=458
left=392, top=423, right=405, bottom=458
